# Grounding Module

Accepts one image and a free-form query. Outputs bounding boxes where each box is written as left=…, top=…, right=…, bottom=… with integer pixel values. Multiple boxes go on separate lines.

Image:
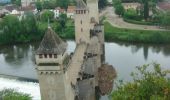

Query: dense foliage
left=36, top=0, right=108, bottom=10
left=0, top=13, right=41, bottom=45
left=124, top=8, right=141, bottom=21
left=40, top=10, right=54, bottom=22
left=35, top=0, right=71, bottom=10
left=113, top=0, right=125, bottom=16
left=161, top=11, right=170, bottom=29
left=98, top=0, right=107, bottom=9
left=0, top=89, right=32, bottom=100
left=0, top=10, right=75, bottom=45
left=111, top=63, right=170, bottom=100
left=11, top=0, right=21, bottom=6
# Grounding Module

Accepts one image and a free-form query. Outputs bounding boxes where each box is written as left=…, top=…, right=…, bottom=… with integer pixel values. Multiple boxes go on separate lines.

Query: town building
left=157, top=2, right=170, bottom=12
left=21, top=0, right=36, bottom=7
left=122, top=3, right=141, bottom=10
left=67, top=6, right=75, bottom=19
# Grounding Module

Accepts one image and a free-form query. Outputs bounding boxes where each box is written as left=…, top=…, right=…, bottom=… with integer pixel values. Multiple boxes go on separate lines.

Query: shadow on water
left=114, top=41, right=170, bottom=60
left=0, top=42, right=40, bottom=68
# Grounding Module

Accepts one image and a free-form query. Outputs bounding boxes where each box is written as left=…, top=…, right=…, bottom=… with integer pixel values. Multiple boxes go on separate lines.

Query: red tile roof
left=67, top=6, right=75, bottom=13
left=158, top=2, right=170, bottom=11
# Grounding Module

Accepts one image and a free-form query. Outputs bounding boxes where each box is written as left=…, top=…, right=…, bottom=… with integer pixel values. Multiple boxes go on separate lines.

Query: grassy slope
left=104, top=22, right=170, bottom=44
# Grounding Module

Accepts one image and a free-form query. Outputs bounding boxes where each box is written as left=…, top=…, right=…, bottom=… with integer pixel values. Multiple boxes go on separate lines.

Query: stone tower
left=86, top=0, right=99, bottom=23
left=75, top=0, right=91, bottom=44
left=35, top=27, right=72, bottom=100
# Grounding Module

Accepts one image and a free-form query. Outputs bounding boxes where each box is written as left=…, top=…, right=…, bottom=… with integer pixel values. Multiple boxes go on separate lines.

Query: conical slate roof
left=76, top=0, right=87, bottom=9
left=36, top=27, right=67, bottom=54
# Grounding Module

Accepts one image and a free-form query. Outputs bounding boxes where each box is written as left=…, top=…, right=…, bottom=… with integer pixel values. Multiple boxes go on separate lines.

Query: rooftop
left=158, top=2, right=170, bottom=11
left=36, top=27, right=67, bottom=55
left=67, top=6, right=75, bottom=13
left=76, top=0, right=87, bottom=9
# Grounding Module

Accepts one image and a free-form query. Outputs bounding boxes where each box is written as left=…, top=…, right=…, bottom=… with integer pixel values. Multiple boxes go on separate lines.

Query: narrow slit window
left=39, top=54, right=43, bottom=58
left=80, top=20, right=82, bottom=24
left=49, top=54, right=52, bottom=58
left=44, top=54, right=47, bottom=58
left=54, top=54, right=57, bottom=58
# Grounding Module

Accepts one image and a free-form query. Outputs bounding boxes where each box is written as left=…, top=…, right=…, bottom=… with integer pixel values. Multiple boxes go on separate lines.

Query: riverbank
left=1, top=21, right=170, bottom=46
left=104, top=22, right=170, bottom=44
left=0, top=74, right=38, bottom=82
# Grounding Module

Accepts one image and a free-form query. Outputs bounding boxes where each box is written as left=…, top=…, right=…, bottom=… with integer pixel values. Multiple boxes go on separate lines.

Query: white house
left=21, top=0, right=36, bottom=7
left=54, top=7, right=60, bottom=18
left=67, top=6, right=75, bottom=19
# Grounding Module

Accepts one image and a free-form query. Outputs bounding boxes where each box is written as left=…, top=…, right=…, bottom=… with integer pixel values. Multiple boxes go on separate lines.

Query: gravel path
left=100, top=7, right=168, bottom=31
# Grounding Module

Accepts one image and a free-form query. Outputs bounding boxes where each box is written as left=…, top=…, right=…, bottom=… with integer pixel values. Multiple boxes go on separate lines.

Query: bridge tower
left=75, top=0, right=91, bottom=44
left=86, top=0, right=99, bottom=24
left=35, top=27, right=73, bottom=100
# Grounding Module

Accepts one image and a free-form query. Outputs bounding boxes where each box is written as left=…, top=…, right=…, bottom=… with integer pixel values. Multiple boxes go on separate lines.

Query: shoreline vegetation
left=111, top=63, right=170, bottom=100
left=0, top=14, right=170, bottom=46
left=0, top=89, right=32, bottom=100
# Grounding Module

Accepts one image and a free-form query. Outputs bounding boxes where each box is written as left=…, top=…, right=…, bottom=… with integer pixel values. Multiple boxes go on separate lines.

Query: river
left=0, top=41, right=170, bottom=99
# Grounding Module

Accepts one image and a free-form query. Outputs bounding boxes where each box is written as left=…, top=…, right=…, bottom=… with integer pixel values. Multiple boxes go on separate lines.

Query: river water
left=0, top=41, right=170, bottom=99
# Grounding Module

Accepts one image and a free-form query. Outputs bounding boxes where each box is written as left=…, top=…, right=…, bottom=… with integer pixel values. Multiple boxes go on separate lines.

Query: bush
left=123, top=18, right=154, bottom=25
left=111, top=63, right=170, bottom=100
left=41, top=10, right=54, bottom=22
left=0, top=89, right=32, bottom=100
left=123, top=8, right=142, bottom=21
left=115, top=4, right=125, bottom=16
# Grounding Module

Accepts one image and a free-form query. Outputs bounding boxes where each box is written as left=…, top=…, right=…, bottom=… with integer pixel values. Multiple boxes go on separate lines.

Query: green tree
left=11, top=0, right=21, bottom=6
left=143, top=0, right=149, bottom=20
left=161, top=11, right=170, bottom=29
left=113, top=0, right=121, bottom=6
left=115, top=4, right=125, bottom=16
left=41, top=10, right=54, bottom=22
left=1, top=15, right=21, bottom=43
left=138, top=0, right=157, bottom=20
left=20, top=12, right=38, bottom=41
left=111, top=63, right=170, bottom=100
left=98, top=0, right=107, bottom=9
left=52, top=21, right=62, bottom=32
left=56, top=0, right=69, bottom=9
left=59, top=13, right=67, bottom=28
left=124, top=8, right=140, bottom=20
left=42, top=1, right=56, bottom=9
left=35, top=1, right=43, bottom=11
left=0, top=89, right=32, bottom=100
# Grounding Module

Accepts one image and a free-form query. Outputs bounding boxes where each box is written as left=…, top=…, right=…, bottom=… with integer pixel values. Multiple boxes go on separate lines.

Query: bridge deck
left=68, top=43, right=87, bottom=84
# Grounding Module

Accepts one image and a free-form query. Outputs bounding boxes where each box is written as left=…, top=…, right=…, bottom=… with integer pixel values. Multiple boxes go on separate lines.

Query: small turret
left=35, top=27, right=67, bottom=69
left=35, top=27, right=70, bottom=100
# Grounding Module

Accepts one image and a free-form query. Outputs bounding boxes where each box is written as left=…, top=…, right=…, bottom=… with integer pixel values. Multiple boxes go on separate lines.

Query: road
left=100, top=7, right=167, bottom=31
